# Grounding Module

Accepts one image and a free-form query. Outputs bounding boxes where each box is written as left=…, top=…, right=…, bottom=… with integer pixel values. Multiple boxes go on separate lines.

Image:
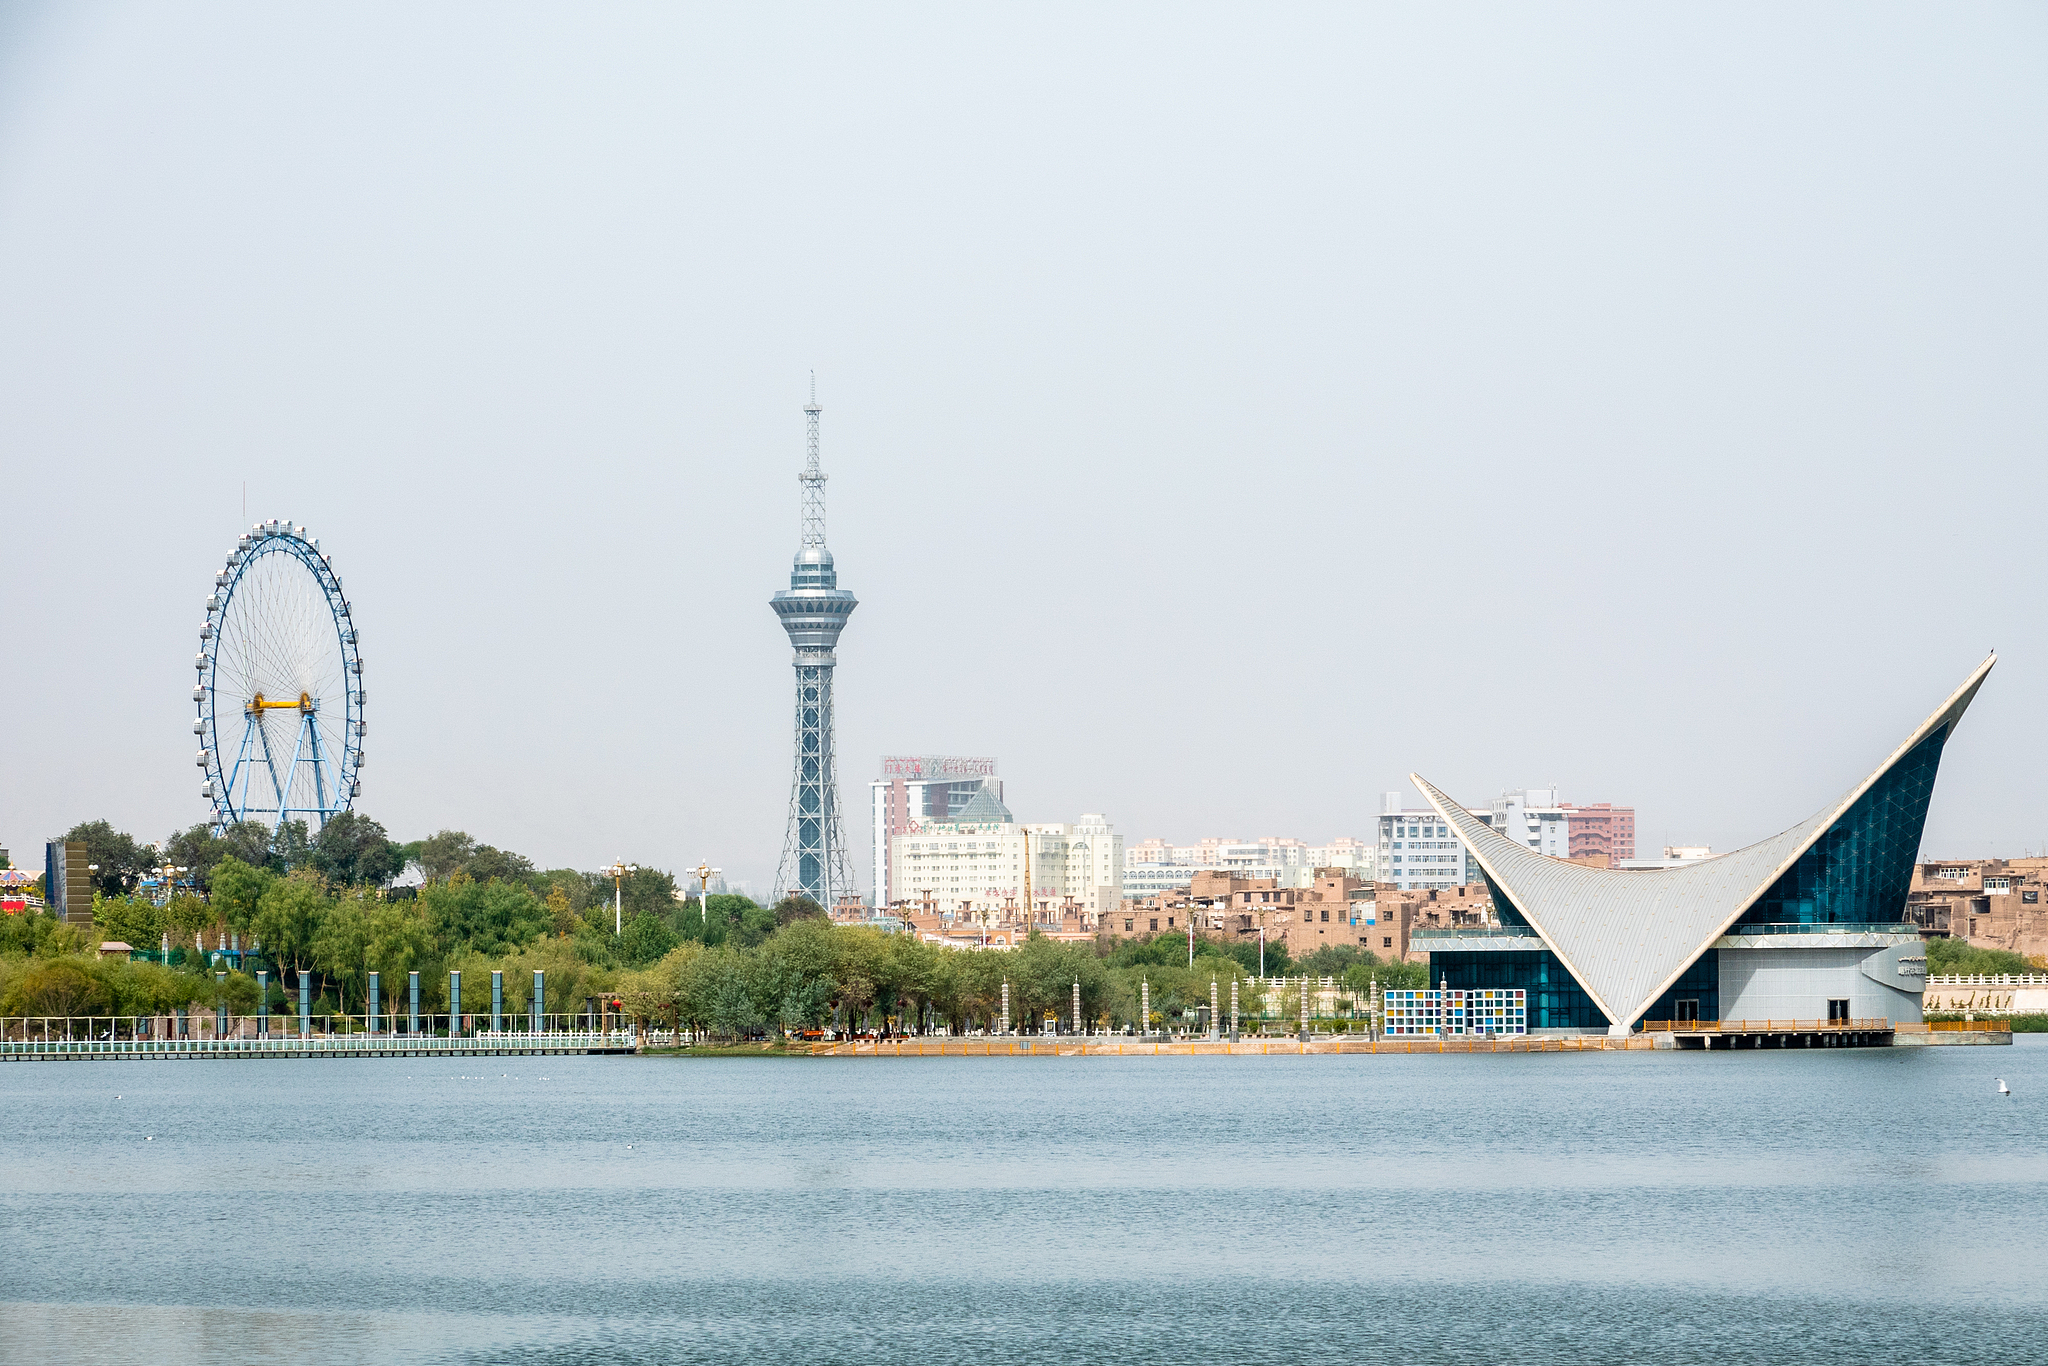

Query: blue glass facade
left=1735, top=728, right=1947, bottom=928
left=1641, top=949, right=1719, bottom=1024
left=1430, top=949, right=1612, bottom=1030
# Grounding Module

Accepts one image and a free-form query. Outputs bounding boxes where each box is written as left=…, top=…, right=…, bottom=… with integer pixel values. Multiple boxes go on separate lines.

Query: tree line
left=2, top=816, right=1428, bottom=1030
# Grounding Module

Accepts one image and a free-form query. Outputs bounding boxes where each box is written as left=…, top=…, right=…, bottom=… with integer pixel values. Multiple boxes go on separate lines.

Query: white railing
left=0, top=1017, right=638, bottom=1057
left=1927, top=974, right=2048, bottom=986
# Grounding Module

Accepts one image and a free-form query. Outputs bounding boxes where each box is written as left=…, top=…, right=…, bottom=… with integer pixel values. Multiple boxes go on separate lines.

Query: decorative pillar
left=999, top=980, right=1010, bottom=1035
left=408, top=971, right=420, bottom=1035
left=531, top=970, right=544, bottom=1033
left=216, top=971, right=229, bottom=1038
left=1299, top=975, right=1310, bottom=1039
left=1141, top=978, right=1150, bottom=1037
left=368, top=971, right=381, bottom=1034
left=1072, top=980, right=1082, bottom=1036
left=298, top=969, right=311, bottom=1038
left=491, top=970, right=503, bottom=1033
left=1210, top=978, right=1219, bottom=1039
left=450, top=970, right=462, bottom=1039
left=257, top=970, right=269, bottom=1038
left=1230, top=977, right=1239, bottom=1037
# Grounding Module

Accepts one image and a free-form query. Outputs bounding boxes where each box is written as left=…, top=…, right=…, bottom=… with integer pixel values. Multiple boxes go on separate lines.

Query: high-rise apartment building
left=1377, top=795, right=1486, bottom=891
left=1562, top=802, right=1635, bottom=864
left=1123, top=836, right=1373, bottom=896
left=869, top=755, right=1001, bottom=910
left=1378, top=788, right=1630, bottom=889
left=889, top=798, right=1124, bottom=920
left=1490, top=789, right=1572, bottom=859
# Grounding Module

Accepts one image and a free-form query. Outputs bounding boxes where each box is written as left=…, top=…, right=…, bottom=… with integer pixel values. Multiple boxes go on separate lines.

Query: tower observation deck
left=771, top=383, right=858, bottom=907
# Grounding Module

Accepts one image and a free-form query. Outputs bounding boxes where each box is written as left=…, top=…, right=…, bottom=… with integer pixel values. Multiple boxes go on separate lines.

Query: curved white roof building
left=1410, top=655, right=1993, bottom=1036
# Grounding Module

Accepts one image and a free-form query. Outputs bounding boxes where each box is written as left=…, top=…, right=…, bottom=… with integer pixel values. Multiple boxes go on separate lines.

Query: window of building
left=1320, top=908, right=1329, bottom=922
left=2026, top=891, right=2040, bottom=905
left=1987, top=878, right=2011, bottom=892
left=1827, top=998, right=1851, bottom=1023
left=1383, top=937, right=1393, bottom=948
left=1149, top=918, right=1158, bottom=931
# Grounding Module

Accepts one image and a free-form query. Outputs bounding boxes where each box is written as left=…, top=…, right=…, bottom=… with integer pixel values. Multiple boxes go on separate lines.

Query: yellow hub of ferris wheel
left=246, top=691, right=314, bottom=714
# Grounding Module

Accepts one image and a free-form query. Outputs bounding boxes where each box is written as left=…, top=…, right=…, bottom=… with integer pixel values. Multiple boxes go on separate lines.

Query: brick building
left=1906, top=859, right=2048, bottom=959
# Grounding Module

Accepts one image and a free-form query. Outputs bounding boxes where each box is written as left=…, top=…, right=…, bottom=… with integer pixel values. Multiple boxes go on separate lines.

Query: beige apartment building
left=886, top=787, right=1124, bottom=923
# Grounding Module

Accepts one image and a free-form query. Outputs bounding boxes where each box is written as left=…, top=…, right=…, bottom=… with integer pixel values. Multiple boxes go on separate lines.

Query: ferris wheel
left=194, top=519, right=364, bottom=835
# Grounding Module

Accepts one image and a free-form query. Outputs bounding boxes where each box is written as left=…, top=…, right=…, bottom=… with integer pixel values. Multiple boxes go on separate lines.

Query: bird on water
left=1998, top=1078, right=2011, bottom=1095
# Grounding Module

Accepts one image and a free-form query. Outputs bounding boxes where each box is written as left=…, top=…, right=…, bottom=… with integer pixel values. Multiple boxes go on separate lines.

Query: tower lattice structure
left=772, top=382, right=859, bottom=908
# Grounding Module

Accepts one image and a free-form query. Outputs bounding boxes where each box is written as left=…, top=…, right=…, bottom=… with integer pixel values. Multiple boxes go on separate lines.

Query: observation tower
left=771, top=382, right=858, bottom=907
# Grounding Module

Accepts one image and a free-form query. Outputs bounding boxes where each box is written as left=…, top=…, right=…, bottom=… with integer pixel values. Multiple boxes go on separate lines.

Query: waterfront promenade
left=808, top=1019, right=2012, bottom=1055
left=0, top=1019, right=638, bottom=1061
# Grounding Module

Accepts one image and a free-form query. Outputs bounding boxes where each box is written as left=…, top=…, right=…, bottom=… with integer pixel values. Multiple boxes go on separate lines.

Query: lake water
left=3, top=1039, right=2045, bottom=1365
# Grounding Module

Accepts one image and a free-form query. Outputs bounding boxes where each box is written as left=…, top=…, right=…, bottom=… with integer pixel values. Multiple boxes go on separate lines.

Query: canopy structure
left=1412, top=654, right=1994, bottom=1035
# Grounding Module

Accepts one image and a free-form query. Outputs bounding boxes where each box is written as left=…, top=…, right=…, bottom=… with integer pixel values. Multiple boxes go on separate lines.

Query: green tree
left=63, top=820, right=148, bottom=896
left=252, top=871, right=329, bottom=977
left=209, top=857, right=276, bottom=934
left=271, top=820, right=313, bottom=871
left=465, top=844, right=536, bottom=884
left=1, top=959, right=113, bottom=1016
left=93, top=892, right=163, bottom=955
left=420, top=878, right=549, bottom=957
left=162, top=823, right=226, bottom=887
left=309, top=812, right=404, bottom=886
left=697, top=950, right=763, bottom=1038
left=311, top=893, right=372, bottom=1011
left=620, top=908, right=678, bottom=967
left=1926, top=936, right=2032, bottom=977
left=773, top=895, right=826, bottom=926
left=107, top=961, right=205, bottom=1015
left=413, top=830, right=477, bottom=883
left=365, top=899, right=441, bottom=995
left=217, top=820, right=278, bottom=872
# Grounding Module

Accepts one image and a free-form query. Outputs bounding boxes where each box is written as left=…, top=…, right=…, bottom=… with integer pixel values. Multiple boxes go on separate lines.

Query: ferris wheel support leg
left=274, top=711, right=311, bottom=837
left=256, top=714, right=290, bottom=836
left=223, top=712, right=265, bottom=833
left=302, top=708, right=331, bottom=821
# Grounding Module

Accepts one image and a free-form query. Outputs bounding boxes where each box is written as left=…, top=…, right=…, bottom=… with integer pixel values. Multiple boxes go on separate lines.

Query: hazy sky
left=2, top=4, right=2044, bottom=894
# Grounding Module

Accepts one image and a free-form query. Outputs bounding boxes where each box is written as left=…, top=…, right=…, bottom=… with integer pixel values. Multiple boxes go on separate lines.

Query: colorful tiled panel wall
left=1382, top=988, right=1527, bottom=1036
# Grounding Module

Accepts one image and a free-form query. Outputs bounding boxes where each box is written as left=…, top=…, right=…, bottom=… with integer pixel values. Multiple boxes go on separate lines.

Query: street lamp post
left=687, top=862, right=721, bottom=929
left=602, top=859, right=637, bottom=936
left=148, top=863, right=189, bottom=907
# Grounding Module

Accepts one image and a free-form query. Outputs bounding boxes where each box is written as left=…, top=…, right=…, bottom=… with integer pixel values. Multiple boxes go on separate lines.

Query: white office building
left=889, top=792, right=1124, bottom=921
left=1488, top=789, right=1572, bottom=859
left=1123, top=835, right=1373, bottom=894
left=869, top=755, right=1001, bottom=909
left=1377, top=788, right=1573, bottom=892
left=1377, top=792, right=1485, bottom=890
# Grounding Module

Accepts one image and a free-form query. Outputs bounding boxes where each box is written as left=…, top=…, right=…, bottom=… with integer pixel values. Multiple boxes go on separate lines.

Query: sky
left=2, top=3, right=2044, bottom=895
